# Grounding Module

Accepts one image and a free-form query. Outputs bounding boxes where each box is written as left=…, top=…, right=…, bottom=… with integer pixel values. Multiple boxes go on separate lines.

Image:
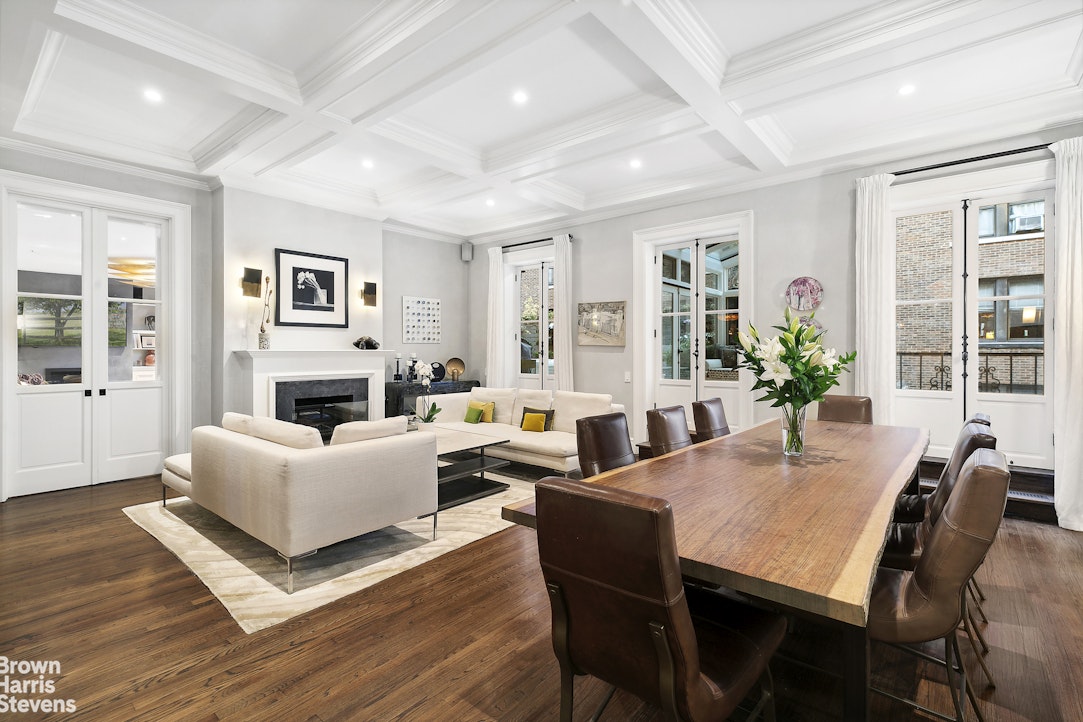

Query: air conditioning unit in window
left=1010, top=215, right=1043, bottom=233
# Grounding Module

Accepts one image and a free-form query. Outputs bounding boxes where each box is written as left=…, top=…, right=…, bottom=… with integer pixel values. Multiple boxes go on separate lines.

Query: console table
left=385, top=379, right=480, bottom=417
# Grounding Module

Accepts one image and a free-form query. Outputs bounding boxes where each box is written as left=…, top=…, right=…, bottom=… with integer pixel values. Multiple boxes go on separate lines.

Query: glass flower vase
left=780, top=403, right=807, bottom=457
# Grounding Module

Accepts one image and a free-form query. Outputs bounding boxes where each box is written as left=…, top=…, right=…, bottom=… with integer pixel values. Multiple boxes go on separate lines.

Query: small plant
left=418, top=401, right=442, bottom=423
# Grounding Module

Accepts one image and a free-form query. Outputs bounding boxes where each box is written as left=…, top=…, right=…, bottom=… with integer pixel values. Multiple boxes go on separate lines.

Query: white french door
left=5, top=195, right=168, bottom=496
left=654, top=236, right=742, bottom=427
left=893, top=188, right=1055, bottom=468
left=515, top=260, right=556, bottom=390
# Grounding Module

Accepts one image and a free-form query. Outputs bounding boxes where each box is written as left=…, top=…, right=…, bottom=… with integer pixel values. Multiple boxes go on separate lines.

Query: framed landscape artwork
left=577, top=301, right=626, bottom=346
left=274, top=248, right=349, bottom=328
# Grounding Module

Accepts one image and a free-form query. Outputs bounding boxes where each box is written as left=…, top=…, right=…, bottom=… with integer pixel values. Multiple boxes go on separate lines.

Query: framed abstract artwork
left=402, top=296, right=441, bottom=343
left=274, top=248, right=349, bottom=328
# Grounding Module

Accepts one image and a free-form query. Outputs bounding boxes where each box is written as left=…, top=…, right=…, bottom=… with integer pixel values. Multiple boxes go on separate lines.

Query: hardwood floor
left=1, top=476, right=1081, bottom=721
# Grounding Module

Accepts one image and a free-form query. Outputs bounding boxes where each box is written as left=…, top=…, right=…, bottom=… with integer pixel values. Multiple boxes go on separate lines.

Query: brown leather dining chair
left=816, top=394, right=873, bottom=424
left=647, top=405, right=693, bottom=457
left=535, top=476, right=786, bottom=721
left=888, top=422, right=997, bottom=531
left=692, top=398, right=730, bottom=441
left=869, top=448, right=1010, bottom=722
left=574, top=412, right=636, bottom=479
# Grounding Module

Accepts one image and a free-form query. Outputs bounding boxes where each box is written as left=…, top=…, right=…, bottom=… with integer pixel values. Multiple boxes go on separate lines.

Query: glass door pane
left=519, top=266, right=542, bottom=376
left=16, top=203, right=85, bottom=385
left=659, top=248, right=692, bottom=380
left=895, top=209, right=955, bottom=391
left=703, top=238, right=738, bottom=382
left=975, top=199, right=1045, bottom=395
left=107, top=216, right=160, bottom=382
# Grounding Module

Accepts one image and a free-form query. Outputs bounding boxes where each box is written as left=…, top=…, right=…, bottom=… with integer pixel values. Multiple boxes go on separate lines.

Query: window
left=978, top=200, right=1044, bottom=238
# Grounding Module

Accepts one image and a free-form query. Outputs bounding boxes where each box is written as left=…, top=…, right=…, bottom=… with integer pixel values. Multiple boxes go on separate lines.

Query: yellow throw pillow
left=468, top=400, right=495, bottom=423
left=521, top=412, right=547, bottom=433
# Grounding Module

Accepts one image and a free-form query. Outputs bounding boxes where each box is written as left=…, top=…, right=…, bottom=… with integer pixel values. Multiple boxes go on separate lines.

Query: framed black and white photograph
left=274, top=248, right=349, bottom=328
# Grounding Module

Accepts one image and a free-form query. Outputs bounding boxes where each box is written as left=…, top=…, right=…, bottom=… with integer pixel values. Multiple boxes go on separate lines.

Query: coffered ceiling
left=2, top=0, right=1080, bottom=240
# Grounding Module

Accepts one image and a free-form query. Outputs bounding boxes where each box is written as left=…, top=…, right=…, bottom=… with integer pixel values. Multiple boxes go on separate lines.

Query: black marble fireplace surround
left=275, top=377, right=369, bottom=442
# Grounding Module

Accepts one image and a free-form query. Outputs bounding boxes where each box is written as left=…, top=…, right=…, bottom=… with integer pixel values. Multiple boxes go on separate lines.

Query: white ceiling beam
left=318, top=0, right=590, bottom=127
left=53, top=0, right=302, bottom=106
left=589, top=0, right=784, bottom=170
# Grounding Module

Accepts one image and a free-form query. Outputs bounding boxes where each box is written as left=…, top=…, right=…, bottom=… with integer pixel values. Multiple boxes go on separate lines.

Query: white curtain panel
left=553, top=234, right=575, bottom=390
left=485, top=246, right=507, bottom=387
left=1051, top=137, right=1083, bottom=532
left=854, top=173, right=896, bottom=424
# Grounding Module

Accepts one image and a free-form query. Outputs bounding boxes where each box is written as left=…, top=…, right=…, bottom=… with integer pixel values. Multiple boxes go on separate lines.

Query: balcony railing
left=896, top=351, right=1044, bottom=394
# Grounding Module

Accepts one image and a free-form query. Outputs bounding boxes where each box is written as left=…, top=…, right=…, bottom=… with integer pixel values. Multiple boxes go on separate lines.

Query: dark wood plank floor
left=1, top=476, right=1081, bottom=721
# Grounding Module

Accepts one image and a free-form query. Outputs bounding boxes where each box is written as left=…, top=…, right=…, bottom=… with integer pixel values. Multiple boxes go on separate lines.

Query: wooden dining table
left=502, top=417, right=929, bottom=721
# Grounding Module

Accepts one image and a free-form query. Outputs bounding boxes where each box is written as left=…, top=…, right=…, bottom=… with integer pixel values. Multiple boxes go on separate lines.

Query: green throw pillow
left=522, top=406, right=555, bottom=431
left=464, top=406, right=484, bottom=424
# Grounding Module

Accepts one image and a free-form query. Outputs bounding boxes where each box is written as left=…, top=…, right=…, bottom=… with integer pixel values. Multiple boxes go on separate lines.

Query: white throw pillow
left=468, top=387, right=518, bottom=425
left=221, top=412, right=253, bottom=435
left=512, top=388, right=554, bottom=427
left=551, top=390, right=614, bottom=434
left=248, top=417, right=324, bottom=449
left=330, top=416, right=408, bottom=445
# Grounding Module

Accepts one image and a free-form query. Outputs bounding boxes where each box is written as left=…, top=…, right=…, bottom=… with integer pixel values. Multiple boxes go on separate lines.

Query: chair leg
left=744, top=666, right=777, bottom=722
left=588, top=685, right=616, bottom=722
left=961, top=607, right=997, bottom=688
left=954, top=635, right=987, bottom=722
left=559, top=667, right=575, bottom=722
left=967, top=579, right=989, bottom=623
left=967, top=603, right=990, bottom=656
left=943, top=636, right=967, bottom=722
left=971, top=574, right=987, bottom=601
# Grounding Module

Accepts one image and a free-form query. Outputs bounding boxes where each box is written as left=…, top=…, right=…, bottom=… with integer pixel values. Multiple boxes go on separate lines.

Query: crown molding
left=635, top=0, right=728, bottom=87
left=272, top=168, right=380, bottom=207
left=724, top=0, right=981, bottom=83
left=54, top=0, right=302, bottom=105
left=515, top=178, right=586, bottom=211
left=486, top=91, right=693, bottom=172
left=301, top=0, right=464, bottom=100
left=369, top=117, right=483, bottom=175
left=252, top=131, right=338, bottom=177
left=743, top=116, right=794, bottom=167
left=1068, top=27, right=1083, bottom=88
left=382, top=219, right=466, bottom=244
left=17, top=30, right=67, bottom=124
left=191, top=106, right=287, bottom=172
left=13, top=114, right=197, bottom=172
left=0, top=136, right=213, bottom=190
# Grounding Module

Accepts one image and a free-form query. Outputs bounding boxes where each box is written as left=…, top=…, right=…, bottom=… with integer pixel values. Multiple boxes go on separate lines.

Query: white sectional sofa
left=162, top=413, right=437, bottom=592
left=427, top=387, right=625, bottom=473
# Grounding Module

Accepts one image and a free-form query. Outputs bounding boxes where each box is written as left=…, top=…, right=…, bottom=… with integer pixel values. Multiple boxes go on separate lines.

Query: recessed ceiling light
left=512, top=90, right=529, bottom=105
left=485, top=198, right=496, bottom=207
left=143, top=88, right=163, bottom=103
left=629, top=158, right=642, bottom=169
left=361, top=158, right=374, bottom=169
left=898, top=84, right=916, bottom=96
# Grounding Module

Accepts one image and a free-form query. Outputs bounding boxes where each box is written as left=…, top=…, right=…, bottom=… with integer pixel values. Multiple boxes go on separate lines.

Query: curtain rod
left=501, top=234, right=573, bottom=252
left=892, top=144, right=1051, bottom=177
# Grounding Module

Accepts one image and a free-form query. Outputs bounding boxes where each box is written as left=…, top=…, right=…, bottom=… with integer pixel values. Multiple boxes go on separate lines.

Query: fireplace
left=275, top=376, right=369, bottom=443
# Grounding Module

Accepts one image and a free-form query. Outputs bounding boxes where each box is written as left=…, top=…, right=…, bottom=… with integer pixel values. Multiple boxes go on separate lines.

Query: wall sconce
left=242, top=267, right=263, bottom=298
left=361, top=282, right=377, bottom=307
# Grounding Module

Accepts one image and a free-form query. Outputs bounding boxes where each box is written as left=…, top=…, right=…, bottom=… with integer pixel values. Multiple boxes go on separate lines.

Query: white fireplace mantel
left=234, top=350, right=392, bottom=419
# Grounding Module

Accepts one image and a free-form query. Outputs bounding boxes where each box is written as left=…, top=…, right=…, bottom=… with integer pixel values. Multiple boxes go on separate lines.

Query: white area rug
left=123, top=473, right=534, bottom=634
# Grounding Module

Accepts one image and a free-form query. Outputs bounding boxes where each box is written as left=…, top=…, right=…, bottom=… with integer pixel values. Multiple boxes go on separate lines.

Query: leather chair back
left=817, top=394, right=873, bottom=424
left=871, top=448, right=1010, bottom=643
left=647, top=405, right=693, bottom=456
left=968, top=412, right=992, bottom=426
left=923, top=422, right=997, bottom=532
left=575, top=412, right=636, bottom=479
left=691, top=398, right=730, bottom=441
left=535, top=477, right=709, bottom=719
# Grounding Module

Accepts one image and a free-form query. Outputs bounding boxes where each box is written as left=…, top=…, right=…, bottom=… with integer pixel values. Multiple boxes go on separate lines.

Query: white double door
left=6, top=195, right=167, bottom=497
left=653, top=236, right=744, bottom=429
left=893, top=187, right=1055, bottom=469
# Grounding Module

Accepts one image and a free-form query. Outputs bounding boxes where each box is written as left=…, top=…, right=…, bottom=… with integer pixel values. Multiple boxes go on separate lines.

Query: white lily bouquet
left=413, top=361, right=441, bottom=423
left=737, top=308, right=856, bottom=455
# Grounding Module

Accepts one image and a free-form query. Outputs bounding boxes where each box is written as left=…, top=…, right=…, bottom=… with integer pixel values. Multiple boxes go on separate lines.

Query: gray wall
left=381, top=230, right=471, bottom=381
